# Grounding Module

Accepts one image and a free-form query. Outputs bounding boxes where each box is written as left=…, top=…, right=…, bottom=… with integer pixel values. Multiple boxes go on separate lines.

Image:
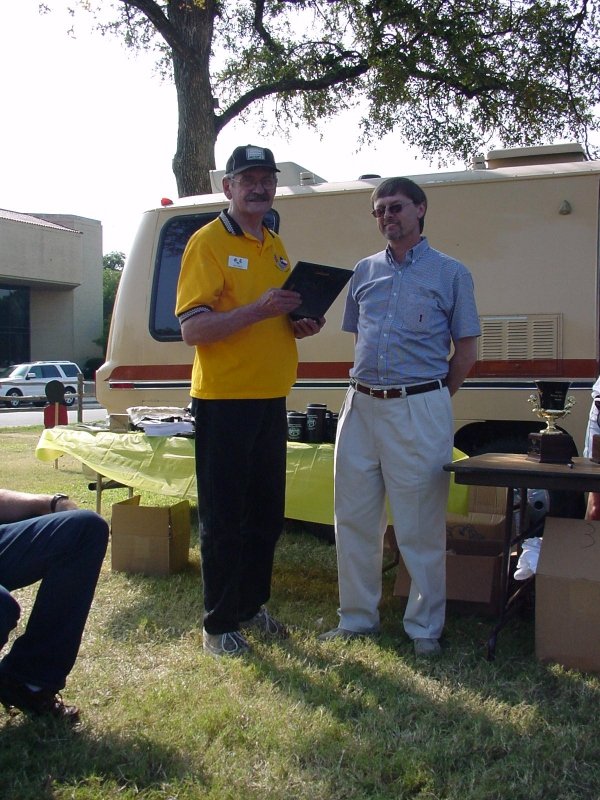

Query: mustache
left=246, top=193, right=269, bottom=202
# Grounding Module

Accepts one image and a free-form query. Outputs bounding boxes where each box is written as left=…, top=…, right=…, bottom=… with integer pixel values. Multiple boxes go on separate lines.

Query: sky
left=1, top=2, right=594, bottom=256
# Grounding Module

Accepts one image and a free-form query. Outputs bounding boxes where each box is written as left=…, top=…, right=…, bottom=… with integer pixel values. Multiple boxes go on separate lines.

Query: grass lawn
left=1, top=426, right=599, bottom=799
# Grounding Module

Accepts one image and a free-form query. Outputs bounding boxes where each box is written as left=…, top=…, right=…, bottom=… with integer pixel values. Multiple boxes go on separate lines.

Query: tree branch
left=120, top=0, right=205, bottom=67
left=252, top=0, right=285, bottom=53
left=216, top=58, right=370, bottom=131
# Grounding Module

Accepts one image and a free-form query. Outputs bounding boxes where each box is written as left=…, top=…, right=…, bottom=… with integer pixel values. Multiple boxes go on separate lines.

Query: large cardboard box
left=109, top=413, right=132, bottom=433
left=111, top=496, right=191, bottom=576
left=536, top=517, right=600, bottom=672
left=393, top=541, right=504, bottom=613
left=445, top=484, right=507, bottom=543
left=393, top=485, right=507, bottom=614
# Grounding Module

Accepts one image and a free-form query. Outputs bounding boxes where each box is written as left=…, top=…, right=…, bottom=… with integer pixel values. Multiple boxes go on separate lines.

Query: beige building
left=0, top=210, right=103, bottom=370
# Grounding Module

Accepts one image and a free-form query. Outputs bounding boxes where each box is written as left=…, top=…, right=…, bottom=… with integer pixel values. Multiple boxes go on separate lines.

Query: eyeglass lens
left=234, top=175, right=277, bottom=189
left=371, top=201, right=413, bottom=218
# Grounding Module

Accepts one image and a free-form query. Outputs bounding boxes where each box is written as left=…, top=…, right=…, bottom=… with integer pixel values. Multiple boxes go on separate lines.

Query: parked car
left=0, top=361, right=82, bottom=407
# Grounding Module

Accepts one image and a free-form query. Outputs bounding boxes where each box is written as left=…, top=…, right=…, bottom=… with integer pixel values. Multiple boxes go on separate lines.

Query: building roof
left=0, top=209, right=80, bottom=234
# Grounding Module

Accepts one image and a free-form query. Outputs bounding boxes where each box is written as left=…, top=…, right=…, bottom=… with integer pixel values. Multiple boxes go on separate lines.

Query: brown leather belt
left=350, top=377, right=448, bottom=399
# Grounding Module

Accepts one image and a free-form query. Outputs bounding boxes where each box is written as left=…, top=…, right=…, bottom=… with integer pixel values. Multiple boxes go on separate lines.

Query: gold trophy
left=527, top=380, right=575, bottom=463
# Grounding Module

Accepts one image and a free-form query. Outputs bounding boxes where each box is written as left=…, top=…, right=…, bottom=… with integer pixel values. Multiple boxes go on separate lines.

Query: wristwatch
left=50, top=493, right=69, bottom=513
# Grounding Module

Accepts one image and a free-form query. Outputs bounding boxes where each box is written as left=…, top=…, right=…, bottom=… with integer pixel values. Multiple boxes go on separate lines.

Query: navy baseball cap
left=225, top=145, right=280, bottom=176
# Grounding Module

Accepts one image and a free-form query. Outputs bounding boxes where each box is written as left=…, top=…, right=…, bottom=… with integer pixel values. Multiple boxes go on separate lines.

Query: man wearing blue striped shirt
left=320, top=177, right=481, bottom=656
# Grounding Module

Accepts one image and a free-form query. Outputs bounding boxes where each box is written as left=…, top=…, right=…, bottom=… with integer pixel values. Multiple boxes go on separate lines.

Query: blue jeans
left=0, top=509, right=109, bottom=690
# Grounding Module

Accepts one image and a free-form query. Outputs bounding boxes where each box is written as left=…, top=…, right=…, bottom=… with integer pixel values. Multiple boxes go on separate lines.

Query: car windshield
left=9, top=365, right=31, bottom=378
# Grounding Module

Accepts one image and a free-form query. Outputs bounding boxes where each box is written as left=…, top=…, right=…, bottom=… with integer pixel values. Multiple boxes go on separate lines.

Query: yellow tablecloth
left=36, top=427, right=468, bottom=524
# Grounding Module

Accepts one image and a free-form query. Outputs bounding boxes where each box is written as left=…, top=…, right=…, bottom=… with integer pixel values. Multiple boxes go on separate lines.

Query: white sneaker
left=203, top=629, right=251, bottom=657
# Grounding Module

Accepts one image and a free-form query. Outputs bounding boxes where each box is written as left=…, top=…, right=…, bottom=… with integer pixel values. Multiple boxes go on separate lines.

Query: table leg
left=96, top=473, right=102, bottom=514
left=486, top=485, right=534, bottom=660
left=87, top=475, right=134, bottom=515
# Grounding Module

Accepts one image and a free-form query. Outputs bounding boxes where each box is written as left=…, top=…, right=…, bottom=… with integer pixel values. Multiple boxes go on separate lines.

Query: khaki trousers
left=333, top=385, right=453, bottom=639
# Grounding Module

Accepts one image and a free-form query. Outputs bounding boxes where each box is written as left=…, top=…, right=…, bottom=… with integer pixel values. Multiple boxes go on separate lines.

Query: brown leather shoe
left=0, top=673, right=80, bottom=722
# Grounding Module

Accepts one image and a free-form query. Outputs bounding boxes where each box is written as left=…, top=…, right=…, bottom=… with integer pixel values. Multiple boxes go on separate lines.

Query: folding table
left=444, top=453, right=600, bottom=659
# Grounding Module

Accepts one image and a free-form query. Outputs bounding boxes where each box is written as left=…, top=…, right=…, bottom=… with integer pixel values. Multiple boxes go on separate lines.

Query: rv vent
left=486, top=143, right=586, bottom=169
left=478, top=314, right=561, bottom=360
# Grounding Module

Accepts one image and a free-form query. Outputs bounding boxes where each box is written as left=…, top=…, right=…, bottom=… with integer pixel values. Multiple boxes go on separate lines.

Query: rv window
left=149, top=209, right=281, bottom=341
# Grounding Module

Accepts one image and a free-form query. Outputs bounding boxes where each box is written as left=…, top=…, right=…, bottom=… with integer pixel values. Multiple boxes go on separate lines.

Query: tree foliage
left=56, top=0, right=600, bottom=195
left=102, top=250, right=126, bottom=271
left=96, top=251, right=125, bottom=354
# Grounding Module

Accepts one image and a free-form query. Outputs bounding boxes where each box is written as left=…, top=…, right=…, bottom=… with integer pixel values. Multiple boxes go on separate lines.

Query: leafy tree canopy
left=102, top=250, right=126, bottom=271
left=51, top=0, right=600, bottom=195
left=96, top=252, right=125, bottom=353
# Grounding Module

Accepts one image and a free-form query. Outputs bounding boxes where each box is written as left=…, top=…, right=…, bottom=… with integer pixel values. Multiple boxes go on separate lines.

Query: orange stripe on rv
left=105, top=365, right=192, bottom=381
left=104, top=362, right=354, bottom=381
left=470, top=359, right=597, bottom=378
left=103, top=359, right=597, bottom=383
left=296, top=362, right=354, bottom=379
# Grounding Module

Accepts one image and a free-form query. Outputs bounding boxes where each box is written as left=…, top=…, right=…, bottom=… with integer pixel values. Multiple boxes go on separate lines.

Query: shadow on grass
left=3, top=526, right=597, bottom=799
left=102, top=563, right=203, bottom=643
left=102, top=526, right=337, bottom=644
left=0, top=717, right=207, bottom=800
left=241, top=621, right=600, bottom=798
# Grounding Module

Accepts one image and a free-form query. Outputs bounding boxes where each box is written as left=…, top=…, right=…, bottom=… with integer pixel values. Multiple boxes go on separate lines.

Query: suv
left=0, top=361, right=82, bottom=408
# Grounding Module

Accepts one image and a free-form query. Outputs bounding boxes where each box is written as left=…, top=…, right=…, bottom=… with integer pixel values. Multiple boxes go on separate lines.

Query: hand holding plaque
left=281, top=261, right=353, bottom=321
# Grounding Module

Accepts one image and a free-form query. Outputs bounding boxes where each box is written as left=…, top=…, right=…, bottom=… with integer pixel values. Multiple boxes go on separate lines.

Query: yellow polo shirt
left=175, top=213, right=298, bottom=399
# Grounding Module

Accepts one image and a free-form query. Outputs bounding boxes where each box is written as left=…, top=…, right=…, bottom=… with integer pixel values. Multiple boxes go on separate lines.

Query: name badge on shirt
left=228, top=255, right=248, bottom=270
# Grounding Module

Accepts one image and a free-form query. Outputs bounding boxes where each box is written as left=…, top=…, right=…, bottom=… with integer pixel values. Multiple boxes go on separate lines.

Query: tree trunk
left=169, top=1, right=217, bottom=197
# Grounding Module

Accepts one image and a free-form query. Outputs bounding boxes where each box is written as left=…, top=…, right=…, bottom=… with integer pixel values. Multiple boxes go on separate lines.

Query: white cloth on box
left=514, top=537, right=543, bottom=580
left=583, top=376, right=600, bottom=457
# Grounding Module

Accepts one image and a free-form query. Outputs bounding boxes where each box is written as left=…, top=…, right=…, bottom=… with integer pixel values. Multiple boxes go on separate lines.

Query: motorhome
left=96, top=143, right=600, bottom=457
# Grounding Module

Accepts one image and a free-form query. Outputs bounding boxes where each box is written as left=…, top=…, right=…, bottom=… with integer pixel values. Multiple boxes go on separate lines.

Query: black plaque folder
left=282, top=261, right=354, bottom=321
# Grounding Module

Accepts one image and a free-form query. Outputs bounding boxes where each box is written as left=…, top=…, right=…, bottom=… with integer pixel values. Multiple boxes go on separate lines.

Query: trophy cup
left=527, top=380, right=575, bottom=463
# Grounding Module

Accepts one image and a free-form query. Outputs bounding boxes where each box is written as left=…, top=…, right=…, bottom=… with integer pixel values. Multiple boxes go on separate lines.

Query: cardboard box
left=111, top=496, right=191, bottom=576
left=392, top=485, right=508, bottom=614
left=393, top=540, right=504, bottom=614
left=536, top=517, right=600, bottom=672
left=446, top=485, right=507, bottom=543
left=109, top=413, right=132, bottom=433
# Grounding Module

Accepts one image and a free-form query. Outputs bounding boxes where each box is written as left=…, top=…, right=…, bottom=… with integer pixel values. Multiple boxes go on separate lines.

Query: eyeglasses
left=371, top=201, right=414, bottom=218
left=230, top=174, right=278, bottom=190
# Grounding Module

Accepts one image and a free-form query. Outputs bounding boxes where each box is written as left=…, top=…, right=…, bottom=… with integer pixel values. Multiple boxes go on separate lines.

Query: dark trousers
left=0, top=509, right=109, bottom=690
left=194, top=397, right=287, bottom=634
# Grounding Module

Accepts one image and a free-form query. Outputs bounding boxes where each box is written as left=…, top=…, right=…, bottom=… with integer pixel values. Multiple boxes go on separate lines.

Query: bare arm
left=180, top=288, right=302, bottom=346
left=447, top=336, right=478, bottom=396
left=0, top=489, right=78, bottom=524
left=586, top=492, right=600, bottom=520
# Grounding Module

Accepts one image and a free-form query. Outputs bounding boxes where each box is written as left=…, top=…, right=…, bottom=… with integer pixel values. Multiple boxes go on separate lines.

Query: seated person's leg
left=0, top=510, right=108, bottom=690
left=0, top=510, right=108, bottom=721
left=0, top=585, right=20, bottom=651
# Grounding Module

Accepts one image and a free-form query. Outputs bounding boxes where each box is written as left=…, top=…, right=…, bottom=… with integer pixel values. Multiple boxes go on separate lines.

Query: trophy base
left=527, top=432, right=574, bottom=464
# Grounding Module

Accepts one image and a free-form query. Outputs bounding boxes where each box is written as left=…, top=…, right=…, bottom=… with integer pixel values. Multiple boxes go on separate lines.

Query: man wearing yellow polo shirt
left=176, top=145, right=324, bottom=657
